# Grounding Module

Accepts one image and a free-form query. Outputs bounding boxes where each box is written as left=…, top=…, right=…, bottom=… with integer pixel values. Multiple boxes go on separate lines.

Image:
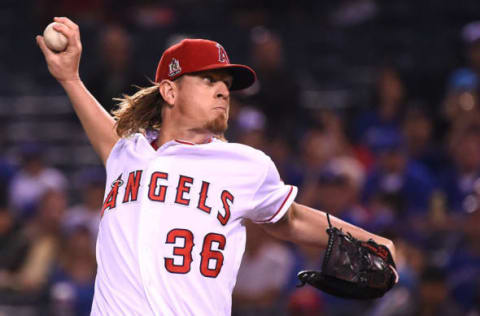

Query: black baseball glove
left=297, top=214, right=398, bottom=300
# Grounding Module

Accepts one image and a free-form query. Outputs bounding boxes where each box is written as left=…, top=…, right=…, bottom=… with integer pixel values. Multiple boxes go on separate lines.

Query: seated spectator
left=242, top=27, right=304, bottom=139
left=0, top=189, right=66, bottom=311
left=446, top=21, right=480, bottom=94
left=297, top=127, right=347, bottom=188
left=234, top=106, right=268, bottom=151
left=446, top=206, right=480, bottom=312
left=402, top=105, right=448, bottom=175
left=15, top=189, right=66, bottom=292
left=362, top=130, right=435, bottom=218
left=443, top=21, right=480, bottom=136
left=352, top=65, right=406, bottom=164
left=441, top=126, right=480, bottom=214
left=64, top=167, right=105, bottom=241
left=299, top=156, right=368, bottom=228
left=308, top=108, right=354, bottom=157
left=412, top=266, right=463, bottom=316
left=233, top=220, right=294, bottom=316
left=442, top=88, right=480, bottom=135
left=49, top=226, right=96, bottom=316
left=9, top=144, right=67, bottom=220
left=87, top=24, right=146, bottom=113
left=0, top=205, right=29, bottom=290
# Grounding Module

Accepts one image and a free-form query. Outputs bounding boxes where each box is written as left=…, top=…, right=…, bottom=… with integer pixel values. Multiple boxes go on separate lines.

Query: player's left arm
left=261, top=202, right=396, bottom=262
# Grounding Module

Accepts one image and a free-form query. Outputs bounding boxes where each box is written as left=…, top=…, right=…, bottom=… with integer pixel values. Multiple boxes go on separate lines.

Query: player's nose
left=215, top=81, right=230, bottom=100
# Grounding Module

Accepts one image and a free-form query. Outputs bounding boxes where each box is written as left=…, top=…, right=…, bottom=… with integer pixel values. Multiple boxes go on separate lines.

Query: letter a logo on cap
left=168, top=58, right=182, bottom=77
left=216, top=43, right=229, bottom=63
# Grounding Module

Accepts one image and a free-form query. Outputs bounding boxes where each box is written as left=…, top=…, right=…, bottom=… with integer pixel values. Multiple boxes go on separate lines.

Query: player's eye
left=224, top=79, right=232, bottom=89
left=203, top=75, right=214, bottom=84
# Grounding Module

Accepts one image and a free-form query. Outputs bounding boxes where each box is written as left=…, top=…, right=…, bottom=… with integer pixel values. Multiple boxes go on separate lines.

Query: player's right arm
left=36, top=17, right=119, bottom=165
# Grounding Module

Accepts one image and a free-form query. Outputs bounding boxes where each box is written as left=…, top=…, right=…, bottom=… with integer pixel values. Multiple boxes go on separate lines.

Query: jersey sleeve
left=246, top=157, right=298, bottom=224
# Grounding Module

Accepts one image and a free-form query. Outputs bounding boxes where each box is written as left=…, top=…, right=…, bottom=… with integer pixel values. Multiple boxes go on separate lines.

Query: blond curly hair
left=112, top=84, right=164, bottom=138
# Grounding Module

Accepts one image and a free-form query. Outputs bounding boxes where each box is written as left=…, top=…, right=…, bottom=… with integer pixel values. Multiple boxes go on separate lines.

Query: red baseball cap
left=155, top=39, right=257, bottom=91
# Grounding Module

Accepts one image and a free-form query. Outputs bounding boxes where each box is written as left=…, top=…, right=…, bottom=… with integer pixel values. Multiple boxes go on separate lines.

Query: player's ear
left=158, top=80, right=176, bottom=106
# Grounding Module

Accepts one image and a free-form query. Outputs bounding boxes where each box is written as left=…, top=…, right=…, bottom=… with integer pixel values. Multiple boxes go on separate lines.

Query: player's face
left=174, top=69, right=233, bottom=134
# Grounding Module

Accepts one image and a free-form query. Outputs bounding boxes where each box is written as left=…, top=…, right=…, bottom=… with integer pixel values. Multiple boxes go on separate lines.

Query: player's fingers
left=36, top=35, right=55, bottom=59
left=54, top=16, right=79, bottom=32
left=389, top=265, right=399, bottom=284
left=52, top=22, right=75, bottom=42
left=53, top=18, right=82, bottom=50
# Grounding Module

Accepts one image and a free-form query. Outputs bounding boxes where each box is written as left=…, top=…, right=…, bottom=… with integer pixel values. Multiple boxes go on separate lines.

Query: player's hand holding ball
left=36, top=17, right=82, bottom=84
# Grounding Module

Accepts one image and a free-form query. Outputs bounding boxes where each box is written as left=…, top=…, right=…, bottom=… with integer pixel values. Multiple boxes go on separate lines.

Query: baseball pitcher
left=37, top=17, right=398, bottom=316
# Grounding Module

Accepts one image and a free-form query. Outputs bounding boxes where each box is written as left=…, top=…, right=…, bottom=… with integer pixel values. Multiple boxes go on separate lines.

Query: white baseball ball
left=43, top=22, right=68, bottom=52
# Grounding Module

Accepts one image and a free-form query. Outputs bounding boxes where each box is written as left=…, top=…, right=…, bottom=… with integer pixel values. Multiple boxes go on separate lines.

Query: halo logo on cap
left=168, top=58, right=182, bottom=77
left=216, top=43, right=228, bottom=63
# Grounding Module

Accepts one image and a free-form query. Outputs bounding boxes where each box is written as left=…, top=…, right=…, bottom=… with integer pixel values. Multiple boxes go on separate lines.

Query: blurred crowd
left=2, top=0, right=480, bottom=315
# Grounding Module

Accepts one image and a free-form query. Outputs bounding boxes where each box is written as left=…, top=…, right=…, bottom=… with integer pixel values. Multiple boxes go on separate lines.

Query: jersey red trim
left=175, top=138, right=213, bottom=145
left=264, top=186, right=294, bottom=223
left=175, top=139, right=195, bottom=145
left=151, top=137, right=214, bottom=148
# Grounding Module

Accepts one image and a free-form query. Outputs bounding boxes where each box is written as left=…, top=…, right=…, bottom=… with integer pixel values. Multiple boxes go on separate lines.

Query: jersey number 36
left=165, top=229, right=226, bottom=278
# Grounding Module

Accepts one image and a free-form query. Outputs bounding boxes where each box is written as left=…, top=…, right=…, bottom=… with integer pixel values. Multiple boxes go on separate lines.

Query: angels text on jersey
left=101, top=170, right=234, bottom=226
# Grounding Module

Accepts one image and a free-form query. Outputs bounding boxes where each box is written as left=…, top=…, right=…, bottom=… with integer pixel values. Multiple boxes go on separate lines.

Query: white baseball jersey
left=90, top=133, right=297, bottom=316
